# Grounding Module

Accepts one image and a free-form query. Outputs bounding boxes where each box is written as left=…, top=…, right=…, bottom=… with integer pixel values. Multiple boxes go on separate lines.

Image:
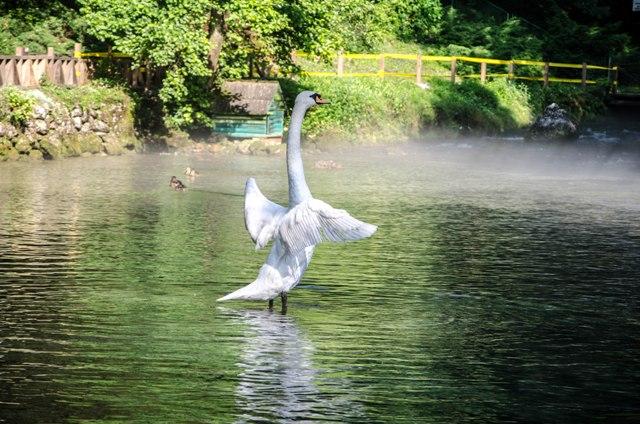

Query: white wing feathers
left=244, top=178, right=287, bottom=250
left=278, top=198, right=377, bottom=253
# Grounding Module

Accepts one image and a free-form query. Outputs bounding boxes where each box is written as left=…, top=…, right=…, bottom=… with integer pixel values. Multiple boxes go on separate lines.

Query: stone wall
left=0, top=89, right=140, bottom=161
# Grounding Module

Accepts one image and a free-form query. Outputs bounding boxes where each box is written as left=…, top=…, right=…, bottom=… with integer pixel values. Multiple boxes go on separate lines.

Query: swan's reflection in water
left=222, top=309, right=364, bottom=423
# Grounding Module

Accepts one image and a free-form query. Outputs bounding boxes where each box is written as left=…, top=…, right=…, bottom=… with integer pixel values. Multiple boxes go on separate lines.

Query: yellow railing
left=76, top=49, right=619, bottom=86
left=295, top=51, right=618, bottom=86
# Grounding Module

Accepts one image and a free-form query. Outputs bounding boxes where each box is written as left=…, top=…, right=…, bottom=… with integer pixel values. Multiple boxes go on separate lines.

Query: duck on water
left=217, top=91, right=377, bottom=312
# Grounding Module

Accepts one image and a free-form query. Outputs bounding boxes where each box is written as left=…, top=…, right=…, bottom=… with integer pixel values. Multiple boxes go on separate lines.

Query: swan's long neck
left=287, top=102, right=312, bottom=206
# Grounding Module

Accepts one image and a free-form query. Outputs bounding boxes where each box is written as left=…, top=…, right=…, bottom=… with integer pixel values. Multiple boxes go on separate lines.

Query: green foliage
left=0, top=88, right=36, bottom=127
left=389, top=0, right=443, bottom=43
left=0, top=2, right=82, bottom=55
left=280, top=75, right=532, bottom=142
left=527, top=84, right=607, bottom=121
left=79, top=0, right=350, bottom=128
left=330, top=0, right=395, bottom=51
left=439, top=8, right=543, bottom=60
left=80, top=0, right=213, bottom=128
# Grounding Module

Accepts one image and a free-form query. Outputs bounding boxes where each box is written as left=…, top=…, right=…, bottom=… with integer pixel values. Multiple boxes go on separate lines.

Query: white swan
left=217, top=91, right=377, bottom=310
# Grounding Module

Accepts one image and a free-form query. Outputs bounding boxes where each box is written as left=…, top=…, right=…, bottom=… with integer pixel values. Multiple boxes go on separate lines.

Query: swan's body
left=217, top=91, right=376, bottom=308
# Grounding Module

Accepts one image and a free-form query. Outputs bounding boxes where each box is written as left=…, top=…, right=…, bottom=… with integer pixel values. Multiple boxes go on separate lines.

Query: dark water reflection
left=1, top=139, right=639, bottom=423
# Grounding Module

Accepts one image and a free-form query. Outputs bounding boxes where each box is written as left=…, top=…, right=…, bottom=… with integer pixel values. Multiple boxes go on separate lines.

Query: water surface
left=1, top=137, right=639, bottom=423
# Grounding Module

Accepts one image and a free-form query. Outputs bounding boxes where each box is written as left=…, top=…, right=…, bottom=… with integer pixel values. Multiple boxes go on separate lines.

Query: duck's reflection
left=223, top=308, right=363, bottom=422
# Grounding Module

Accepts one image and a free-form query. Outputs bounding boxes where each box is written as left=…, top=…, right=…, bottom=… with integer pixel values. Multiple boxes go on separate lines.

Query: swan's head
left=294, top=90, right=329, bottom=110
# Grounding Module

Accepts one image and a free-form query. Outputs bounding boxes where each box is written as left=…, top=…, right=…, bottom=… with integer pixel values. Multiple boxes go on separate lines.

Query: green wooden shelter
left=212, top=80, right=285, bottom=139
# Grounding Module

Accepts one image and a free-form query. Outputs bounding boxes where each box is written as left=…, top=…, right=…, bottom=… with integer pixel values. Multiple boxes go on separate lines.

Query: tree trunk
left=207, top=11, right=228, bottom=75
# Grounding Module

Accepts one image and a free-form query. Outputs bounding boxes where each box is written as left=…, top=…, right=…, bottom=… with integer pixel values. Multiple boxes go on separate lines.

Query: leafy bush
left=527, top=84, right=607, bottom=121
left=0, top=88, right=36, bottom=127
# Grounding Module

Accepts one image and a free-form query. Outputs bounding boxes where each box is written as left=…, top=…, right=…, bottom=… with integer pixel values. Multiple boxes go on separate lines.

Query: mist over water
left=1, top=124, right=639, bottom=422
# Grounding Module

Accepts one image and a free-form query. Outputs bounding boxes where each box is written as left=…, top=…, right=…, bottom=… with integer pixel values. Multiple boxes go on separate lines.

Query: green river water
left=1, top=139, right=639, bottom=423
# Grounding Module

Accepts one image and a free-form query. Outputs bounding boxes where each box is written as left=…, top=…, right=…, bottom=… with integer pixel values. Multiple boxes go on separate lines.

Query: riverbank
left=0, top=84, right=139, bottom=161
left=280, top=76, right=608, bottom=143
left=0, top=78, right=610, bottom=162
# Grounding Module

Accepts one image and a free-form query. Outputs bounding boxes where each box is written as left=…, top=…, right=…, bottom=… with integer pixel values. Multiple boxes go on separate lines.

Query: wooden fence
left=75, top=51, right=153, bottom=88
left=5, top=45, right=616, bottom=89
left=0, top=44, right=150, bottom=89
left=295, top=52, right=618, bottom=87
left=0, top=44, right=88, bottom=88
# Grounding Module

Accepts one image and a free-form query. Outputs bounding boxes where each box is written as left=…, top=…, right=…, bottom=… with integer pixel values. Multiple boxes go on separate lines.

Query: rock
left=33, top=119, right=48, bottom=135
left=40, top=136, right=63, bottom=159
left=265, top=144, right=283, bottom=155
left=236, top=141, right=251, bottom=155
left=0, top=123, right=18, bottom=139
left=0, top=137, right=11, bottom=148
left=28, top=149, right=44, bottom=160
left=70, top=106, right=83, bottom=118
left=89, top=108, right=101, bottom=119
left=90, top=119, right=110, bottom=133
left=72, top=116, right=83, bottom=130
left=102, top=137, right=124, bottom=155
left=77, top=133, right=103, bottom=154
left=1, top=147, right=20, bottom=161
left=164, top=130, right=192, bottom=149
left=314, top=159, right=342, bottom=169
left=80, top=122, right=91, bottom=133
left=528, top=103, right=578, bottom=140
left=14, top=136, right=32, bottom=153
left=61, top=134, right=84, bottom=157
left=33, top=106, right=48, bottom=120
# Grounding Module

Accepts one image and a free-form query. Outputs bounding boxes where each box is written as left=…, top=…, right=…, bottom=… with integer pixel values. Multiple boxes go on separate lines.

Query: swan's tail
left=217, top=265, right=282, bottom=302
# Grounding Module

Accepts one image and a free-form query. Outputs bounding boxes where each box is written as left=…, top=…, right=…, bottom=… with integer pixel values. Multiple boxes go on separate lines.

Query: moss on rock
left=77, top=132, right=103, bottom=154
left=28, top=149, right=44, bottom=160
left=1, top=147, right=20, bottom=161
left=101, top=135, right=125, bottom=155
left=39, top=136, right=63, bottom=159
left=13, top=135, right=32, bottom=153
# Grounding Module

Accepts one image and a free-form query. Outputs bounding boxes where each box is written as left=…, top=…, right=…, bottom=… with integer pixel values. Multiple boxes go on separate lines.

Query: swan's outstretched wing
left=278, top=198, right=377, bottom=253
left=245, top=178, right=287, bottom=250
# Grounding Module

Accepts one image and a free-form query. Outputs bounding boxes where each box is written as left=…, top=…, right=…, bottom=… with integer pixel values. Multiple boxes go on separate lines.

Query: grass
left=279, top=75, right=534, bottom=142
left=39, top=80, right=131, bottom=110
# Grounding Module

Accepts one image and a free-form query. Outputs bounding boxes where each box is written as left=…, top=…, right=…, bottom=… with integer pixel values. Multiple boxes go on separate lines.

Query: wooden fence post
left=416, top=53, right=422, bottom=85
left=543, top=62, right=549, bottom=87
left=480, top=62, right=487, bottom=83
left=507, top=61, right=514, bottom=80
left=45, top=47, right=55, bottom=85
left=379, top=54, right=385, bottom=78
left=337, top=50, right=344, bottom=77
left=14, top=47, right=26, bottom=87
left=74, top=42, right=88, bottom=85
left=581, top=62, right=587, bottom=88
left=450, top=58, right=457, bottom=83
